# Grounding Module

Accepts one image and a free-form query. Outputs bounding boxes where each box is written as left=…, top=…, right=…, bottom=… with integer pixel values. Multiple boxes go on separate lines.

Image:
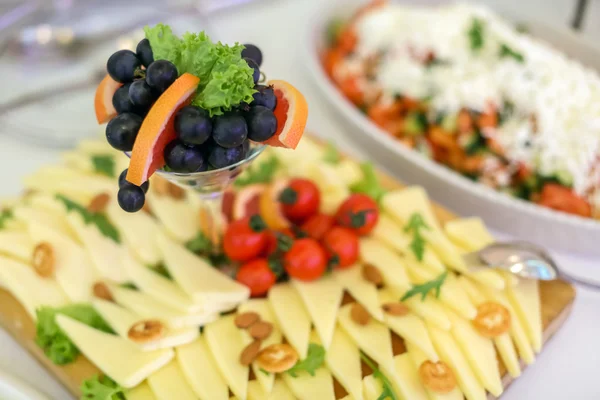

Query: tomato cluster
left=225, top=178, right=380, bottom=296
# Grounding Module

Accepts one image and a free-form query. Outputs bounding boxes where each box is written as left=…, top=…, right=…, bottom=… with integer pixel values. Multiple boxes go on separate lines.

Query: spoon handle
left=558, top=271, right=600, bottom=291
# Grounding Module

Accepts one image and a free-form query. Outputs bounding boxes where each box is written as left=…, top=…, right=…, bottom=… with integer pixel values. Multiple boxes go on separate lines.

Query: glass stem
left=198, top=191, right=225, bottom=252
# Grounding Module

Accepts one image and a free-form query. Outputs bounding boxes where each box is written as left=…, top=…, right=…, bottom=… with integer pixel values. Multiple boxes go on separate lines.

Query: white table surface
left=1, top=0, right=599, bottom=399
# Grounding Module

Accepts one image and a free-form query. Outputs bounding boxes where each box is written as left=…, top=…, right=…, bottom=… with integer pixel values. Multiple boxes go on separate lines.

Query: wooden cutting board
left=0, top=162, right=576, bottom=399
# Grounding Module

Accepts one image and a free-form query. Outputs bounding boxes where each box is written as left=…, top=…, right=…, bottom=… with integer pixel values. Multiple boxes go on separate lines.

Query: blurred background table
left=0, top=0, right=599, bottom=399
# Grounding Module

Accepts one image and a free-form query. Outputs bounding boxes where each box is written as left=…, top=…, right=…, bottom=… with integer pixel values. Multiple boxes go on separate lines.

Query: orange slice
left=233, top=183, right=267, bottom=220
left=94, top=74, right=121, bottom=124
left=263, top=80, right=308, bottom=149
left=259, top=179, right=291, bottom=230
left=126, top=73, right=200, bottom=186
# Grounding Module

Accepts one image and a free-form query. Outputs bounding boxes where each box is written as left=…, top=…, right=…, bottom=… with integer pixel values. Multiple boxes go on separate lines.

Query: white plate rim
left=0, top=369, right=50, bottom=400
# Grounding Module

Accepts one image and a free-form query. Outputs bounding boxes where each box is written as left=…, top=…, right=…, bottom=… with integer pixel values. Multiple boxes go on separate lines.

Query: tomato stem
left=249, top=214, right=267, bottom=232
left=278, top=187, right=298, bottom=205
left=347, top=209, right=375, bottom=228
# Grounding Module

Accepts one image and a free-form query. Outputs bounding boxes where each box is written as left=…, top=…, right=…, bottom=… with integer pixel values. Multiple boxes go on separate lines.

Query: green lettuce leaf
left=143, top=24, right=181, bottom=66
left=80, top=375, right=125, bottom=400
left=178, top=32, right=217, bottom=87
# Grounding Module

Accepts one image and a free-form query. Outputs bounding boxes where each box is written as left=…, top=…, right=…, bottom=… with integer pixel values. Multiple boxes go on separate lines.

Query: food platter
left=304, top=0, right=600, bottom=256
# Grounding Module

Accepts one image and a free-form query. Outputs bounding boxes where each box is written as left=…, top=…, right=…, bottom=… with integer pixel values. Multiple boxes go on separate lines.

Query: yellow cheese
left=0, top=231, right=33, bottom=262
left=378, top=290, right=437, bottom=361
left=267, top=283, right=311, bottom=358
left=271, top=137, right=325, bottom=169
left=107, top=200, right=162, bottom=266
left=92, top=299, right=198, bottom=351
left=404, top=341, right=464, bottom=400
left=204, top=315, right=249, bottom=400
left=466, top=270, right=506, bottom=291
left=146, top=188, right=198, bottom=243
left=282, top=363, right=335, bottom=400
left=28, top=222, right=97, bottom=302
left=23, top=166, right=113, bottom=202
left=334, top=158, right=364, bottom=187
left=176, top=337, right=229, bottom=400
left=109, top=285, right=217, bottom=330
left=359, top=237, right=411, bottom=291
left=56, top=315, right=173, bottom=388
left=61, top=151, right=95, bottom=174
left=0, top=256, right=68, bottom=318
left=157, top=231, right=249, bottom=305
left=440, top=275, right=477, bottom=320
left=238, top=300, right=282, bottom=393
left=324, top=327, right=363, bottom=400
left=402, top=295, right=452, bottom=331
left=147, top=361, right=196, bottom=400
left=457, top=277, right=521, bottom=378
left=333, top=265, right=384, bottom=321
left=427, top=323, right=487, bottom=400
left=123, top=252, right=203, bottom=314
left=362, top=374, right=383, bottom=400
left=248, top=379, right=295, bottom=400
left=321, top=185, right=351, bottom=215
left=14, top=205, right=75, bottom=239
left=125, top=382, right=156, bottom=400
left=445, top=309, right=503, bottom=397
left=291, top=276, right=343, bottom=348
left=393, top=353, right=429, bottom=400
left=506, top=279, right=542, bottom=353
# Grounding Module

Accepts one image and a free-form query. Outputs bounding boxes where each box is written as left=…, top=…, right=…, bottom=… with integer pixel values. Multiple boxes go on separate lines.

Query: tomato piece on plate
left=236, top=258, right=276, bottom=297
left=279, top=178, right=320, bottom=223
left=283, top=238, right=328, bottom=282
left=335, top=193, right=379, bottom=235
left=223, top=215, right=269, bottom=262
left=323, top=226, right=359, bottom=268
left=301, top=213, right=335, bottom=241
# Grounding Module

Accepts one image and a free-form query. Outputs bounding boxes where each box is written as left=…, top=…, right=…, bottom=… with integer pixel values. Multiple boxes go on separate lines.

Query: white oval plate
left=0, top=370, right=50, bottom=400
left=305, top=0, right=600, bottom=256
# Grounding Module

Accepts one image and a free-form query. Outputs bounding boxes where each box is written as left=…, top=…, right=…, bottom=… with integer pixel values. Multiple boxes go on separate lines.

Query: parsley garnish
left=91, top=155, right=116, bottom=178
left=234, top=156, right=279, bottom=187
left=259, top=368, right=271, bottom=376
left=80, top=375, right=125, bottom=400
left=467, top=18, right=485, bottom=51
left=0, top=209, right=13, bottom=230
left=151, top=263, right=173, bottom=280
left=360, top=352, right=399, bottom=400
left=403, top=213, right=430, bottom=261
left=55, top=195, right=120, bottom=243
left=186, top=232, right=212, bottom=254
left=323, top=142, right=341, bottom=164
left=499, top=43, right=525, bottom=63
left=401, top=271, right=448, bottom=302
left=350, top=162, right=387, bottom=203
left=287, top=343, right=325, bottom=377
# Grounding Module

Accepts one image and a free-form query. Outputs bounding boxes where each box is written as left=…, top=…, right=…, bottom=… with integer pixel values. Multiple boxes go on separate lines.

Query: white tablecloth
left=0, top=0, right=599, bottom=399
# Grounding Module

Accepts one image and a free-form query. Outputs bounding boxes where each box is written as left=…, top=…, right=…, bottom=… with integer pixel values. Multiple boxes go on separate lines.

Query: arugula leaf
left=350, top=162, right=387, bottom=203
left=91, top=155, right=116, bottom=178
left=55, top=195, right=120, bottom=243
left=186, top=232, right=212, bottom=254
left=80, top=375, right=125, bottom=400
left=36, top=304, right=113, bottom=365
left=467, top=18, right=485, bottom=51
left=403, top=213, right=430, bottom=261
left=151, top=263, right=173, bottom=280
left=360, top=352, right=399, bottom=400
left=499, top=43, right=525, bottom=63
left=401, top=271, right=448, bottom=302
left=287, top=343, right=325, bottom=377
left=0, top=208, right=13, bottom=230
left=322, top=142, right=341, bottom=164
left=234, top=156, right=279, bottom=187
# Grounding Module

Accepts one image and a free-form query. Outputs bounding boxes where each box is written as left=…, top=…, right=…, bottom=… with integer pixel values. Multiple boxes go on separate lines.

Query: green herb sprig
left=401, top=271, right=448, bottom=302
left=56, top=195, right=120, bottom=243
left=403, top=213, right=430, bottom=261
left=80, top=375, right=125, bottom=400
left=322, top=142, right=341, bottom=164
left=91, top=155, right=116, bottom=178
left=350, top=162, right=387, bottom=203
left=287, top=343, right=325, bottom=377
left=0, top=209, right=13, bottom=230
left=360, top=352, right=399, bottom=400
left=234, top=156, right=279, bottom=187
left=467, top=18, right=485, bottom=51
left=499, top=44, right=525, bottom=63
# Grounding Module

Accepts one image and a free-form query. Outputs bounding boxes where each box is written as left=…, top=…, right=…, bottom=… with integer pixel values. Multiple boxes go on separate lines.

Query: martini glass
left=152, top=142, right=266, bottom=251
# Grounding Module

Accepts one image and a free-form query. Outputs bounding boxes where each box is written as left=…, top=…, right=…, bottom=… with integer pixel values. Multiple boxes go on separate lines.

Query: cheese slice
left=204, top=315, right=249, bottom=400
left=146, top=189, right=198, bottom=243
left=267, top=283, right=311, bottom=358
left=379, top=290, right=437, bottom=361
left=248, top=379, right=295, bottom=400
left=109, top=285, right=217, bottom=329
left=0, top=231, right=34, bottom=262
left=324, top=327, right=363, bottom=400
left=147, top=361, right=196, bottom=400
left=439, top=275, right=477, bottom=320
left=125, top=382, right=156, bottom=400
left=282, top=362, right=335, bottom=400
left=359, top=237, right=411, bottom=291
left=506, top=279, right=542, bottom=353
left=393, top=353, right=429, bottom=400
left=123, top=251, right=203, bottom=314
left=107, top=200, right=162, bottom=266
left=445, top=309, right=503, bottom=397
left=426, top=323, right=487, bottom=400
left=333, top=265, right=384, bottom=321
left=321, top=185, right=350, bottom=215
left=157, top=231, right=249, bottom=305
left=238, top=300, right=282, bottom=393
left=362, top=375, right=384, bottom=400
left=457, top=277, right=521, bottom=378
left=0, top=256, right=68, bottom=318
left=334, top=159, right=363, bottom=187
left=404, top=341, right=464, bottom=400
left=291, top=276, right=343, bottom=348
left=56, top=315, right=173, bottom=388
left=401, top=295, right=452, bottom=331
left=93, top=299, right=198, bottom=351
left=28, top=222, right=97, bottom=302
left=14, top=205, right=75, bottom=239
left=176, top=337, right=229, bottom=400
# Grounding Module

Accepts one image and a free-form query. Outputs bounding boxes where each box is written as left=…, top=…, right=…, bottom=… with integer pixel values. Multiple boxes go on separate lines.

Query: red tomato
left=223, top=215, right=268, bottom=262
left=323, top=226, right=359, bottom=268
left=279, top=178, right=320, bottom=223
left=537, top=183, right=592, bottom=217
left=263, top=229, right=295, bottom=256
left=335, top=194, right=379, bottom=235
left=300, top=213, right=335, bottom=241
left=236, top=259, right=276, bottom=297
left=283, top=238, right=328, bottom=281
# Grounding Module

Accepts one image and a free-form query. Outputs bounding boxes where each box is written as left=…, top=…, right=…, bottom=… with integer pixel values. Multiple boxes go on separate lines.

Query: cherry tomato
left=538, top=183, right=592, bottom=217
left=323, top=226, right=359, bottom=268
left=283, top=238, right=328, bottom=281
left=335, top=194, right=379, bottom=235
left=279, top=178, right=320, bottom=223
left=223, top=215, right=268, bottom=262
left=263, top=229, right=295, bottom=256
left=300, top=213, right=335, bottom=241
left=236, top=259, right=276, bottom=297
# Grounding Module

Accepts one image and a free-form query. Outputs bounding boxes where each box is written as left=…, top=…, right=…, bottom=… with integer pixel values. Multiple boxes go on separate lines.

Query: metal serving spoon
left=465, top=241, right=600, bottom=290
